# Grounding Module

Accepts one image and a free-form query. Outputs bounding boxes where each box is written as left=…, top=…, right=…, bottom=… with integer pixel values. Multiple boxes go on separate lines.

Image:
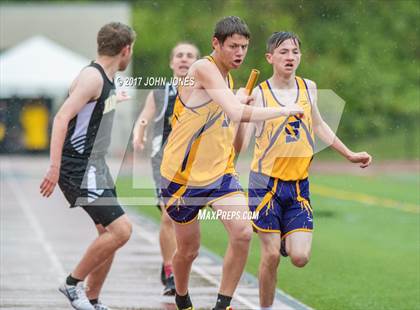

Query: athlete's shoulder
left=189, top=58, right=221, bottom=88
left=78, top=66, right=103, bottom=87
left=69, top=66, right=103, bottom=99
left=252, top=80, right=269, bottom=96
left=257, top=79, right=269, bottom=88
left=82, top=65, right=104, bottom=78
left=191, top=58, right=217, bottom=74
left=251, top=80, right=270, bottom=101
left=302, top=78, right=316, bottom=89
left=300, top=78, right=317, bottom=104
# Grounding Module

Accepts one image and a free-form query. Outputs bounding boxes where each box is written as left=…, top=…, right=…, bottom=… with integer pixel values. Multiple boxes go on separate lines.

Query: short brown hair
left=97, top=22, right=136, bottom=56
left=267, top=32, right=301, bottom=53
left=213, top=16, right=250, bottom=44
left=169, top=41, right=201, bottom=61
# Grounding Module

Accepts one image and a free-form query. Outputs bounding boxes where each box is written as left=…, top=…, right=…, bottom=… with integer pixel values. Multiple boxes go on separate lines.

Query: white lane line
left=132, top=212, right=313, bottom=310
left=132, top=220, right=260, bottom=310
left=4, top=160, right=66, bottom=282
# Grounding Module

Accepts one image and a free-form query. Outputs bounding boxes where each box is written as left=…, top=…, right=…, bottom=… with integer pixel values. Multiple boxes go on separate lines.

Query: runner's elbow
left=53, top=113, right=70, bottom=128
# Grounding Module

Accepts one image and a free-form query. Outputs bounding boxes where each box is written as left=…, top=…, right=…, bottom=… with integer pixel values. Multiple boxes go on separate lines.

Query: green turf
left=315, top=130, right=420, bottom=161
left=310, top=173, right=420, bottom=205
left=117, top=170, right=420, bottom=310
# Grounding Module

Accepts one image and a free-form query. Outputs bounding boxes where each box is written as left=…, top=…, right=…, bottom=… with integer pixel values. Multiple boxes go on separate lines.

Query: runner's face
left=214, top=34, right=249, bottom=69
left=266, top=38, right=301, bottom=76
left=170, top=44, right=199, bottom=78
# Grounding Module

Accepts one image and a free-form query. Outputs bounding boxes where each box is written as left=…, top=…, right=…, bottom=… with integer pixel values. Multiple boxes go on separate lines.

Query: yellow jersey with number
left=160, top=56, right=236, bottom=186
left=250, top=77, right=314, bottom=181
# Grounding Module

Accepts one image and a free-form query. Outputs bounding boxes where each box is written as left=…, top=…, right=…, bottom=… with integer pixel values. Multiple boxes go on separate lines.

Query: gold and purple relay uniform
left=160, top=56, right=243, bottom=224
left=248, top=77, right=314, bottom=238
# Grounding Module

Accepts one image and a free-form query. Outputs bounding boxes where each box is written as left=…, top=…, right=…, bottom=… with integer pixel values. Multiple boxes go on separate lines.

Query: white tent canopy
left=0, top=35, right=90, bottom=98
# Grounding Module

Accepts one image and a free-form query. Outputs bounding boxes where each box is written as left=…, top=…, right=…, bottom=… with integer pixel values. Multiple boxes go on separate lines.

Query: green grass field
left=117, top=168, right=420, bottom=310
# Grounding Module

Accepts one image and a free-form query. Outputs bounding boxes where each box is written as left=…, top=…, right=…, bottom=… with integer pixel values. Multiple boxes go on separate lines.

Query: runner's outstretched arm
left=308, top=79, right=372, bottom=168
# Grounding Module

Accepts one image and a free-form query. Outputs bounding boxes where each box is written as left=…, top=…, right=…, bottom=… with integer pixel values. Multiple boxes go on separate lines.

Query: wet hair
left=97, top=22, right=136, bottom=56
left=170, top=41, right=201, bottom=61
left=266, top=32, right=301, bottom=53
left=213, top=16, right=250, bottom=44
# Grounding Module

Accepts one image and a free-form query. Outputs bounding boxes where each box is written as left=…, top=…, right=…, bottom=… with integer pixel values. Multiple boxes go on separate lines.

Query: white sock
left=261, top=307, right=273, bottom=310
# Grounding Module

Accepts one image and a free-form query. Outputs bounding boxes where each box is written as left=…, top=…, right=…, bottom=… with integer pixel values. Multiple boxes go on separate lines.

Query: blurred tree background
left=131, top=0, right=419, bottom=159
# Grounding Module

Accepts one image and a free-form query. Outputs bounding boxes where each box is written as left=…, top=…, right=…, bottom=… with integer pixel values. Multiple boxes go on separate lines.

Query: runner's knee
left=289, top=251, right=310, bottom=268
left=111, top=218, right=132, bottom=247
left=262, top=248, right=280, bottom=267
left=176, top=244, right=199, bottom=262
left=231, top=224, right=252, bottom=245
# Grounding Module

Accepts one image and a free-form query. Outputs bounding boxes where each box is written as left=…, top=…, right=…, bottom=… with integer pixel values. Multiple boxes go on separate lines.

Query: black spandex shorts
left=59, top=156, right=125, bottom=226
left=81, top=191, right=125, bottom=227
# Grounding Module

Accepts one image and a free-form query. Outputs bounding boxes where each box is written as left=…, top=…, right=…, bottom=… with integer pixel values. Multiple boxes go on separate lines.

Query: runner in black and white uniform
left=149, top=82, right=178, bottom=203
left=132, top=42, right=200, bottom=296
left=59, top=61, right=123, bottom=225
left=40, top=22, right=136, bottom=310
